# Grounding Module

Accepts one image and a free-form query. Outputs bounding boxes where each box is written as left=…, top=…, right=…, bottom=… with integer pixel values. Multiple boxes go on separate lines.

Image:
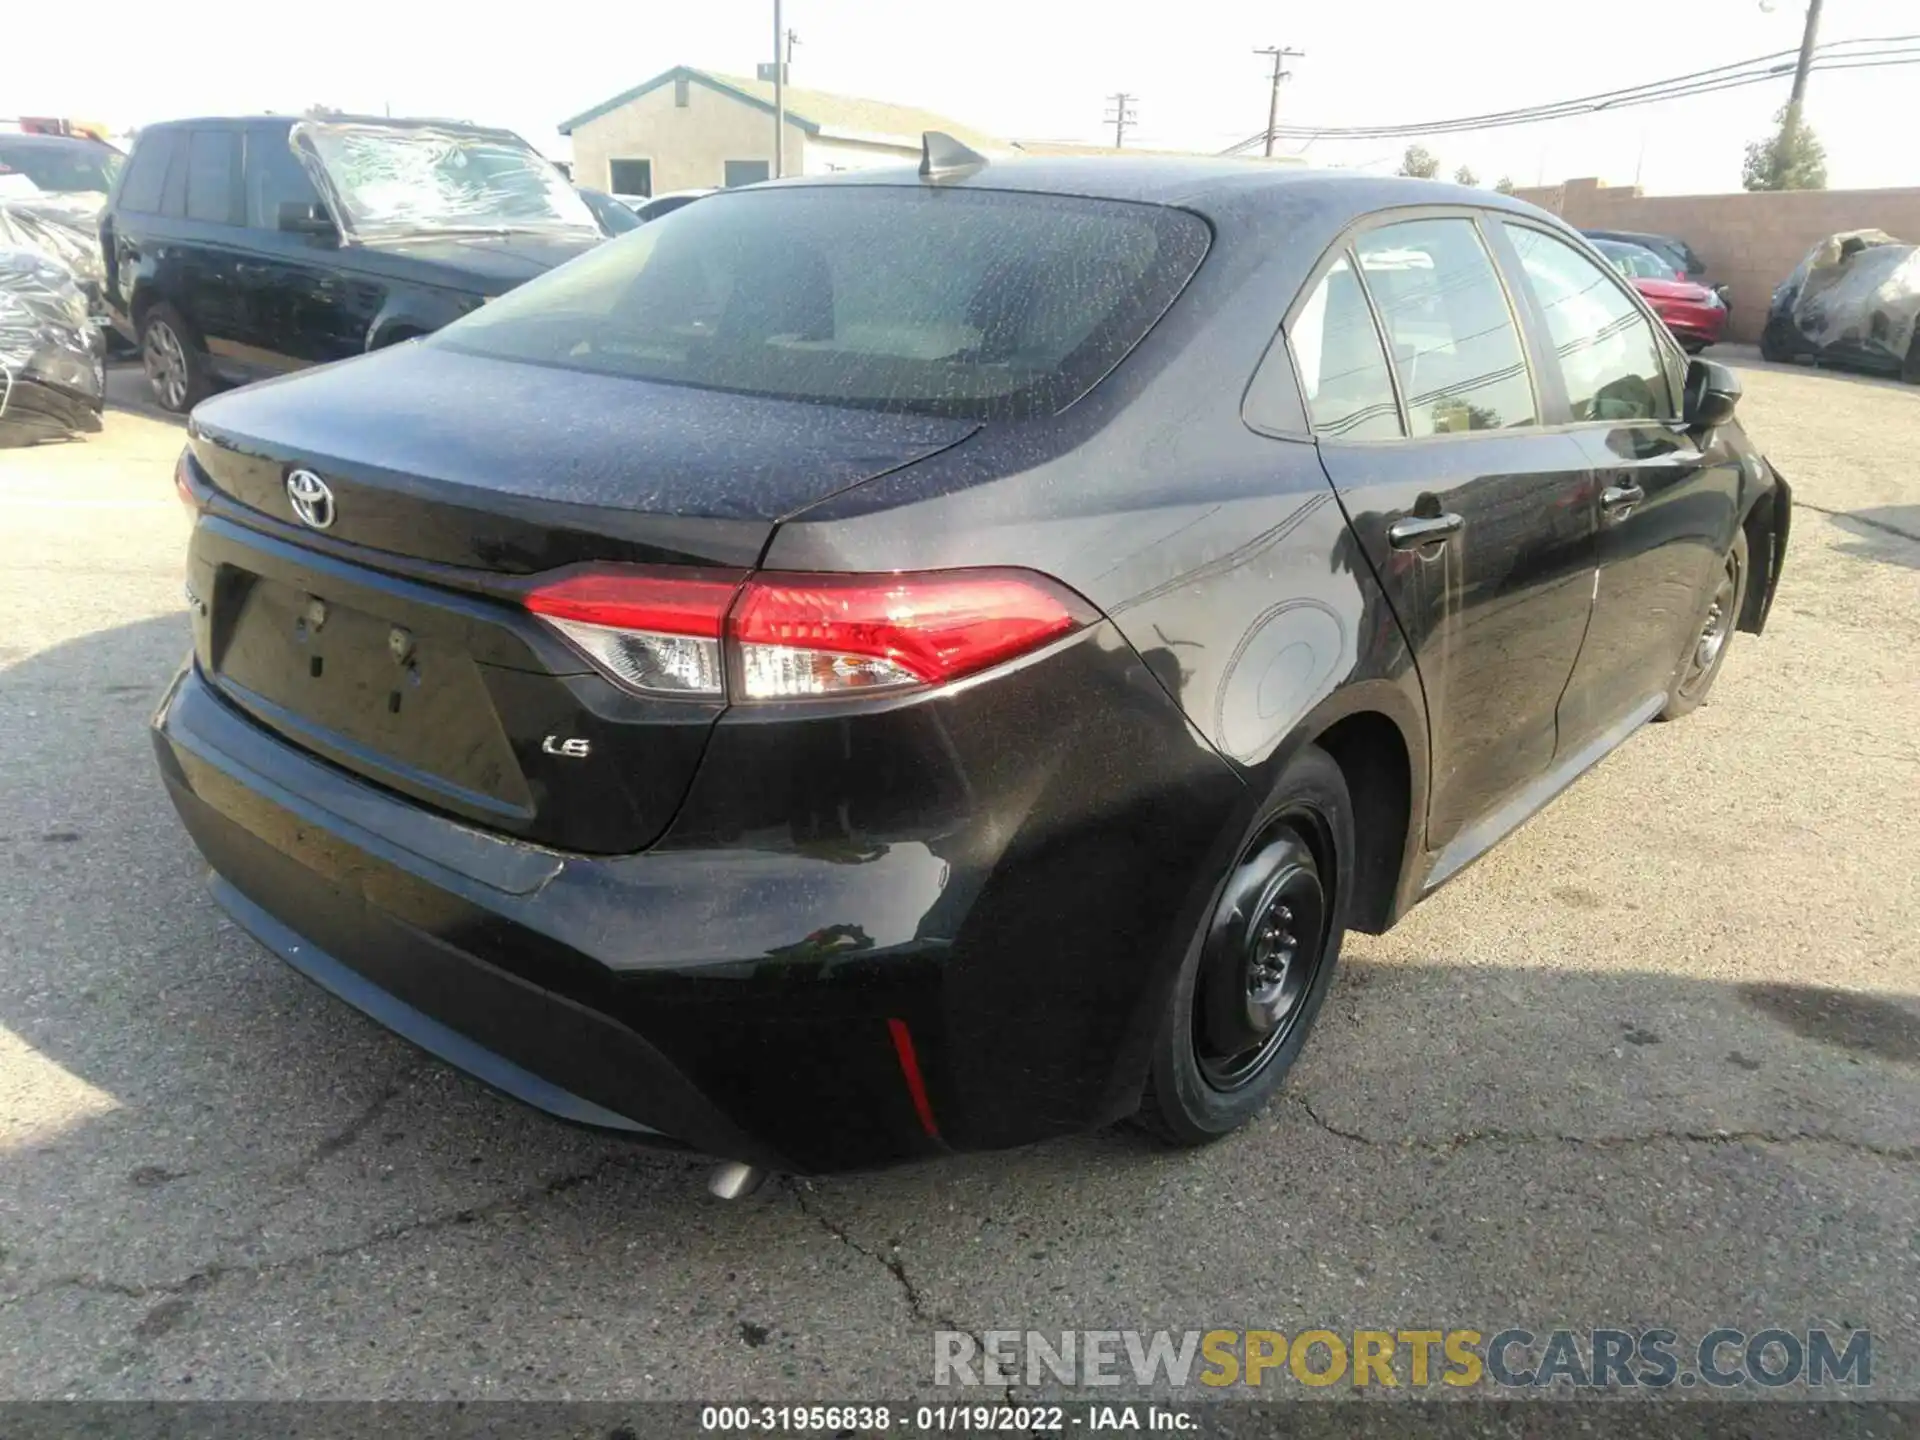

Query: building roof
left=558, top=66, right=1002, bottom=154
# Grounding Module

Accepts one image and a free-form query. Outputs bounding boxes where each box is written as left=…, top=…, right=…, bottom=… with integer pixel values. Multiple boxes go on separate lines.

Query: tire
left=1758, top=318, right=1795, bottom=365
left=138, top=303, right=212, bottom=413
left=1135, top=744, right=1353, bottom=1145
left=1659, top=527, right=1750, bottom=721
left=1902, top=336, right=1920, bottom=385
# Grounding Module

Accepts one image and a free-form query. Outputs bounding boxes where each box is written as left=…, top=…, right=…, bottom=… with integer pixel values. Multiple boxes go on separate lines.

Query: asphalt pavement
left=0, top=352, right=1916, bottom=1401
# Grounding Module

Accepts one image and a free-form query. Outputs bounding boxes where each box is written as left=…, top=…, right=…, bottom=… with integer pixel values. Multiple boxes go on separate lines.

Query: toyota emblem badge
left=286, top=469, right=336, bottom=530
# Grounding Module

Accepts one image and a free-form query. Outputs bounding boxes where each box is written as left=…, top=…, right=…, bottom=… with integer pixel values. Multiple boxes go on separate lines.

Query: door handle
left=1601, top=481, right=1645, bottom=520
left=1387, top=513, right=1464, bottom=550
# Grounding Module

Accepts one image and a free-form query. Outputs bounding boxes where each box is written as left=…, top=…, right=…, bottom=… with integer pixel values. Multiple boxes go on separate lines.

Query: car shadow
left=2, top=614, right=1916, bottom=1396
left=1828, top=505, right=1920, bottom=572
left=1725, top=346, right=1919, bottom=396
left=103, top=361, right=187, bottom=428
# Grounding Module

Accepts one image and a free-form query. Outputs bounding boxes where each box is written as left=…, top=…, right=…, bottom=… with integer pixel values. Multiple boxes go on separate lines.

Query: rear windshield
left=430, top=185, right=1211, bottom=419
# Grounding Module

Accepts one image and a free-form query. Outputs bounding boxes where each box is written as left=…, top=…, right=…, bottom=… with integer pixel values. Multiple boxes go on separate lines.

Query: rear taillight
left=174, top=451, right=201, bottom=512
left=525, top=568, right=743, bottom=698
left=730, top=570, right=1093, bottom=699
left=523, top=566, right=1095, bottom=702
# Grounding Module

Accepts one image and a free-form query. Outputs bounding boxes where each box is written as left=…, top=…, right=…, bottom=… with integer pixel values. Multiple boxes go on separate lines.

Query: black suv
left=102, top=115, right=605, bottom=412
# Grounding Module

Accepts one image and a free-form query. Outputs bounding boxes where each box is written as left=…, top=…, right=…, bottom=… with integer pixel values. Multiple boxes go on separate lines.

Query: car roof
left=136, top=114, right=525, bottom=142
left=756, top=155, right=1560, bottom=227
left=0, top=131, right=120, bottom=153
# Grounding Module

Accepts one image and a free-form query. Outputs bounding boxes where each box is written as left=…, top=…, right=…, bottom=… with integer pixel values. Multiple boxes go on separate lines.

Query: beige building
left=561, top=67, right=1005, bottom=197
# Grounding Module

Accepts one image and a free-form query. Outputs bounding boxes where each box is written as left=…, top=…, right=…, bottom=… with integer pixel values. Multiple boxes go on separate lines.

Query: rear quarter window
left=430, top=185, right=1211, bottom=420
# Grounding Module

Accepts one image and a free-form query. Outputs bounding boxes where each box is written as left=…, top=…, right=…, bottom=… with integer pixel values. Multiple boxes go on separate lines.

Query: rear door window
left=185, top=128, right=242, bottom=225
left=1502, top=223, right=1674, bottom=422
left=433, top=185, right=1211, bottom=420
left=1284, top=254, right=1403, bottom=440
left=118, top=130, right=176, bottom=214
left=1354, top=218, right=1536, bottom=436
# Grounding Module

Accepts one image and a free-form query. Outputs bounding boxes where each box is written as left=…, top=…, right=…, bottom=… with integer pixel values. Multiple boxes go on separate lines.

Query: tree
left=1742, top=106, right=1828, bottom=191
left=1494, top=176, right=1516, bottom=195
left=1454, top=165, right=1478, bottom=187
left=1397, top=144, right=1440, bottom=179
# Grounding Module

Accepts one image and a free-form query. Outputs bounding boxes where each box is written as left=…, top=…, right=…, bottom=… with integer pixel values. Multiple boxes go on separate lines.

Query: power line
left=1104, top=92, right=1138, bottom=148
left=1220, top=39, right=1920, bottom=150
left=1216, top=35, right=1920, bottom=153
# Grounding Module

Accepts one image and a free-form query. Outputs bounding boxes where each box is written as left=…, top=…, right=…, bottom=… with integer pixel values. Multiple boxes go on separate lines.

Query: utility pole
left=772, top=0, right=785, bottom=178
left=1253, top=45, right=1304, bottom=157
left=1104, top=92, right=1138, bottom=149
left=1787, top=0, right=1824, bottom=113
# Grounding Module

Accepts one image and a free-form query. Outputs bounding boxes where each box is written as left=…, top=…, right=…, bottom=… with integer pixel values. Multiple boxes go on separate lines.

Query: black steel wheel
left=1660, top=527, right=1749, bottom=721
left=1136, top=744, right=1352, bottom=1145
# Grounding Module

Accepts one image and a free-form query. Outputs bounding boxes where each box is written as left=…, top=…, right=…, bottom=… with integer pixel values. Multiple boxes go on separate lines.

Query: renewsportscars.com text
left=934, top=1327, right=1872, bottom=1391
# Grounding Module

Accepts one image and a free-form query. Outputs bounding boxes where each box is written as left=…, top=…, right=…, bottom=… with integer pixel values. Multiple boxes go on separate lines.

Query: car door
left=103, top=128, right=177, bottom=324
left=1494, top=221, right=1739, bottom=752
left=177, top=126, right=251, bottom=373
left=234, top=123, right=383, bottom=371
left=1301, top=213, right=1600, bottom=861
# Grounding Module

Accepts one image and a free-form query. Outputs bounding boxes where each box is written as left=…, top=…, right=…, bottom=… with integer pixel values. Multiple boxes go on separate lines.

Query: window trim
left=1281, top=243, right=1411, bottom=442
left=1493, top=215, right=1689, bottom=426
left=1271, top=203, right=1548, bottom=447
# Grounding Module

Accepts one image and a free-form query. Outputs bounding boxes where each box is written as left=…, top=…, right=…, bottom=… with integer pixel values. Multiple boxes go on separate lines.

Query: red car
left=1592, top=238, right=1726, bottom=352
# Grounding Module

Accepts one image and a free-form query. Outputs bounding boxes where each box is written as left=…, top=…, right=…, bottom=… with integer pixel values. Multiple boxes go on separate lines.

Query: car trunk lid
left=182, top=343, right=978, bottom=853
left=188, top=342, right=978, bottom=570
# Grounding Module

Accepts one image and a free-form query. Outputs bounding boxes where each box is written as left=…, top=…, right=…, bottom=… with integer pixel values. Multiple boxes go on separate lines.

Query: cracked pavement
left=1, top=352, right=1917, bottom=1399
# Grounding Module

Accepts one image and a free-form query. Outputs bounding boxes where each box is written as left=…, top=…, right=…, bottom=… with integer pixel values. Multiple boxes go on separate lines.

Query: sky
left=21, top=0, right=1918, bottom=195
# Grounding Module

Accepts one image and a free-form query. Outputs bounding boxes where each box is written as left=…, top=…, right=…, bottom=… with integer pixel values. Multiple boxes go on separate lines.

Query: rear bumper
left=155, top=666, right=790, bottom=1168
left=153, top=629, right=1244, bottom=1172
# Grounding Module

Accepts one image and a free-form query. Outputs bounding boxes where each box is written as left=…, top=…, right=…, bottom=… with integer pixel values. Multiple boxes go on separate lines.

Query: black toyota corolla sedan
left=153, top=147, right=1790, bottom=1184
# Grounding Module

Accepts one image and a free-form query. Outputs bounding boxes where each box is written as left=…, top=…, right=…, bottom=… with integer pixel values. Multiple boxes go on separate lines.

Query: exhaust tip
left=708, top=1160, right=769, bottom=1200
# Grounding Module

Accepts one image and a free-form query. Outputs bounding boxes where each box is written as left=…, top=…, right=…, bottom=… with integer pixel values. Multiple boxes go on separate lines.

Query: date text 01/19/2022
left=698, top=1405, right=1193, bottom=1431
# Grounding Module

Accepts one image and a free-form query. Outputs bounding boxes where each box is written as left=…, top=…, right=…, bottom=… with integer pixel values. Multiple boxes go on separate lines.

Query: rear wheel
left=139, top=304, right=211, bottom=413
left=1758, top=318, right=1795, bottom=365
left=1659, top=527, right=1749, bottom=721
left=1136, top=745, right=1351, bottom=1145
left=1902, top=335, right=1920, bottom=385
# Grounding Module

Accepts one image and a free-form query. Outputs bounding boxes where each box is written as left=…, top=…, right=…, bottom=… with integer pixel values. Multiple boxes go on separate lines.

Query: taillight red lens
left=525, top=566, right=745, bottom=699
left=522, top=565, right=1095, bottom=702
left=174, top=451, right=200, bottom=512
left=730, top=569, right=1094, bottom=699
left=523, top=567, right=743, bottom=637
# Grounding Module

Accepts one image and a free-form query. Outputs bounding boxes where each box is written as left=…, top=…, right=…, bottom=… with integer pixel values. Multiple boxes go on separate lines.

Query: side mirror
left=278, top=200, right=337, bottom=238
left=1683, top=357, right=1741, bottom=430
